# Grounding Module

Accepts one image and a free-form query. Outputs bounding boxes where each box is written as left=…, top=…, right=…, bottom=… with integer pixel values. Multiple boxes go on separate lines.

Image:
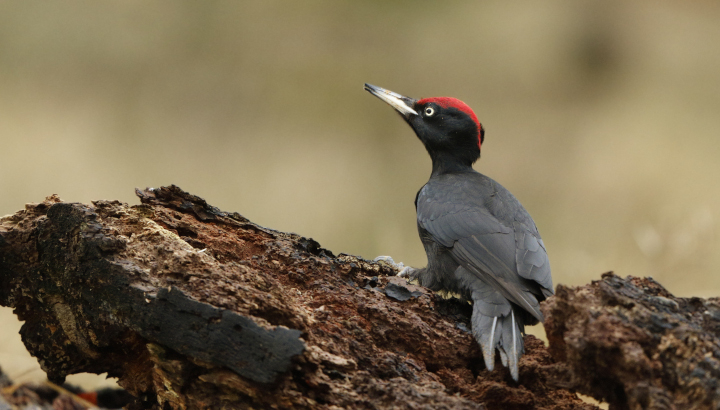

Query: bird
left=365, top=83, right=553, bottom=381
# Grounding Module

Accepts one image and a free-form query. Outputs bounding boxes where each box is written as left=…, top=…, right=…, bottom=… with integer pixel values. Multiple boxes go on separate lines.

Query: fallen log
left=0, top=185, right=591, bottom=409
left=543, top=272, right=720, bottom=410
left=2, top=185, right=715, bottom=409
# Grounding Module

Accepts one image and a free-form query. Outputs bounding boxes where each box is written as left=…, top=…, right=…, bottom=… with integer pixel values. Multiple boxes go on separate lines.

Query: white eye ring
left=424, top=106, right=435, bottom=116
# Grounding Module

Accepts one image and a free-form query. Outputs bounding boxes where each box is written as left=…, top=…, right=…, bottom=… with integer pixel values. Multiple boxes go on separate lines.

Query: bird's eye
left=424, top=107, right=435, bottom=117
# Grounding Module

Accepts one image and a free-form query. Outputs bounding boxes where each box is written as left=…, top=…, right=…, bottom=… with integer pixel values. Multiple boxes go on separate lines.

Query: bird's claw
left=374, top=255, right=405, bottom=271
left=397, top=266, right=414, bottom=278
left=374, top=256, right=416, bottom=279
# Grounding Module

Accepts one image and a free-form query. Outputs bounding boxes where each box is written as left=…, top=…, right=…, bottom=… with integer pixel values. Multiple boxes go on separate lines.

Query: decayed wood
left=7, top=187, right=718, bottom=410
left=0, top=185, right=593, bottom=409
left=543, top=272, right=720, bottom=410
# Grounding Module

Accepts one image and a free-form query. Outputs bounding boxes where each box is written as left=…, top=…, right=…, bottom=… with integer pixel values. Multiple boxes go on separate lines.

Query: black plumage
left=365, top=84, right=553, bottom=381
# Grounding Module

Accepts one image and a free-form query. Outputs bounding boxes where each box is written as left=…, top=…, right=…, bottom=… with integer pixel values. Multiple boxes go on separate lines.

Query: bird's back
left=416, top=170, right=553, bottom=317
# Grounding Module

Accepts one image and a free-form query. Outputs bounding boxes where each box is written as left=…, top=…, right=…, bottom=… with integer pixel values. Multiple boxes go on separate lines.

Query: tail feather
left=473, top=314, right=502, bottom=371
left=497, top=309, right=524, bottom=381
left=472, top=304, right=525, bottom=382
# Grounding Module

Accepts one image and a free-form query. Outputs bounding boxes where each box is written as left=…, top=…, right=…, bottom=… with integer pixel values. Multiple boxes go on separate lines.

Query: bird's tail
left=472, top=305, right=525, bottom=382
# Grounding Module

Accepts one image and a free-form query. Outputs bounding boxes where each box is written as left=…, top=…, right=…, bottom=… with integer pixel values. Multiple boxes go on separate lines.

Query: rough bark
left=543, top=273, right=720, bottom=410
left=0, top=186, right=590, bottom=409
left=1, top=185, right=716, bottom=409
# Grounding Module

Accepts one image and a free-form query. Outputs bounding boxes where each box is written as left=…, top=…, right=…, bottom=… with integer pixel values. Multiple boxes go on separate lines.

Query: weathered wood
left=543, top=272, right=720, bottom=410
left=0, top=185, right=603, bottom=409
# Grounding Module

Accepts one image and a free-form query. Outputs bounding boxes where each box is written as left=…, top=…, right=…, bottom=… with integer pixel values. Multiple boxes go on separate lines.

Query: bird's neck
left=430, top=151, right=476, bottom=177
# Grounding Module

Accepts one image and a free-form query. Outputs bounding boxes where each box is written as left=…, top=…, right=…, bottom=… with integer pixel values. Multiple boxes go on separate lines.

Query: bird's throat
left=429, top=151, right=476, bottom=177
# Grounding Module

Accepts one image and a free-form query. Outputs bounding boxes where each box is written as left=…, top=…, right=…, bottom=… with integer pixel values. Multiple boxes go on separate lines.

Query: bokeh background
left=1, top=0, right=719, bottom=390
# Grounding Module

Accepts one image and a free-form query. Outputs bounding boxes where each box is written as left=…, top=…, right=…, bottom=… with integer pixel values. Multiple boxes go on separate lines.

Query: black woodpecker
left=365, top=83, right=554, bottom=382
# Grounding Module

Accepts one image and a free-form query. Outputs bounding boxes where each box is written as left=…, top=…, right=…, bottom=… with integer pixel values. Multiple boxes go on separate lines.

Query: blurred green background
left=1, top=0, right=719, bottom=389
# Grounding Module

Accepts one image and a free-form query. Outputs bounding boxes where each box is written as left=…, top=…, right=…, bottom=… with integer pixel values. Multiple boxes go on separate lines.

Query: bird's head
left=364, top=83, right=484, bottom=172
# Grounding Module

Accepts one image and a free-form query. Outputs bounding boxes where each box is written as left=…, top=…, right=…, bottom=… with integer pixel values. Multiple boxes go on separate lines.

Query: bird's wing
left=513, top=221, right=553, bottom=297
left=417, top=173, right=553, bottom=320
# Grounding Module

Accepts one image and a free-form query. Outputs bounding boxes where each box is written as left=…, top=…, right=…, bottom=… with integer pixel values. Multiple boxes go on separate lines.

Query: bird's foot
left=373, top=256, right=416, bottom=278
left=397, top=266, right=416, bottom=278
left=373, top=255, right=404, bottom=269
